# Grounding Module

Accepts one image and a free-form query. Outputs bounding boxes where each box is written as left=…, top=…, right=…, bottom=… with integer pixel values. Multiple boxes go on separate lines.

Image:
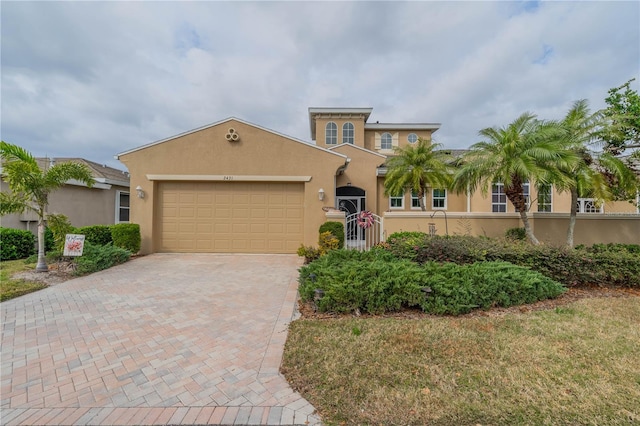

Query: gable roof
left=35, top=158, right=130, bottom=187
left=116, top=116, right=348, bottom=161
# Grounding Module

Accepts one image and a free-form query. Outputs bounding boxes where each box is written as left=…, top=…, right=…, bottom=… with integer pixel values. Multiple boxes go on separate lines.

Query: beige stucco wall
left=1, top=178, right=129, bottom=232
left=532, top=213, right=640, bottom=245
left=363, top=129, right=434, bottom=153
left=383, top=212, right=523, bottom=239
left=331, top=144, right=386, bottom=215
left=118, top=119, right=347, bottom=254
left=381, top=211, right=639, bottom=245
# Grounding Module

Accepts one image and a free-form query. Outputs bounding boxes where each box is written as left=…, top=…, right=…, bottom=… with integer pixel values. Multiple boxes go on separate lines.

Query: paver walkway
left=1, top=254, right=320, bottom=425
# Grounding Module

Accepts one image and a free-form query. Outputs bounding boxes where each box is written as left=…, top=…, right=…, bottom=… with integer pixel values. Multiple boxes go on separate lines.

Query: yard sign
left=63, top=234, right=85, bottom=257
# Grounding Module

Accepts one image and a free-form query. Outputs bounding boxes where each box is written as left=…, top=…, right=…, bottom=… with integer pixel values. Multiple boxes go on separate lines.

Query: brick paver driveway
left=1, top=254, right=320, bottom=425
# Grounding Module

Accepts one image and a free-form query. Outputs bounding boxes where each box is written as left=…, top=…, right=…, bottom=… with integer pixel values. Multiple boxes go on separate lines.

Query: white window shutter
left=375, top=132, right=381, bottom=150
left=392, top=133, right=399, bottom=147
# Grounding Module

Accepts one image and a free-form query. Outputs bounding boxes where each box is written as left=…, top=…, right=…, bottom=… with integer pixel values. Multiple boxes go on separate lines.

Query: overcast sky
left=2, top=1, right=638, bottom=171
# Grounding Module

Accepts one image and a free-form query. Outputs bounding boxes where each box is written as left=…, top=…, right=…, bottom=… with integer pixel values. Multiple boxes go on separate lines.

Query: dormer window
left=342, top=122, right=354, bottom=144
left=325, top=122, right=337, bottom=145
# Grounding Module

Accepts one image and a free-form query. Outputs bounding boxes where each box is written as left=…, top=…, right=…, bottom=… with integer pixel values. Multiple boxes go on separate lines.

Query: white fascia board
left=116, top=116, right=348, bottom=161
left=94, top=177, right=130, bottom=187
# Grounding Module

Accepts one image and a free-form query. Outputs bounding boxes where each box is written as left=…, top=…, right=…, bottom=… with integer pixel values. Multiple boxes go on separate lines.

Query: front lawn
left=282, top=296, right=640, bottom=425
left=0, top=259, right=47, bottom=301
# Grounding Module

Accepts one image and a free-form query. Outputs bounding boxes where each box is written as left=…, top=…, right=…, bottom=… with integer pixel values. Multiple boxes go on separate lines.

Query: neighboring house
left=1, top=158, right=130, bottom=232
left=117, top=107, right=639, bottom=254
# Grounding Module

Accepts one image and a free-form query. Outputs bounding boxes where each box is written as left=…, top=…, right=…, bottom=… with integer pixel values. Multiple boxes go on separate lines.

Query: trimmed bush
left=77, top=225, right=113, bottom=246
left=299, top=249, right=423, bottom=314
left=0, top=227, right=36, bottom=260
left=419, top=261, right=566, bottom=315
left=111, top=223, right=141, bottom=253
left=74, top=242, right=131, bottom=276
left=505, top=227, right=527, bottom=241
left=385, top=234, right=640, bottom=288
left=298, top=249, right=566, bottom=315
left=319, top=222, right=345, bottom=248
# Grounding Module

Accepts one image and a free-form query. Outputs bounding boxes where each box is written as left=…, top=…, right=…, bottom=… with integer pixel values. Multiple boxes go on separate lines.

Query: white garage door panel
left=157, top=182, right=304, bottom=253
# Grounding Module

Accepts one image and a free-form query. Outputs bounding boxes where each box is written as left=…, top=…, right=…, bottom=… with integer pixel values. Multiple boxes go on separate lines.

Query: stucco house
left=1, top=158, right=130, bottom=232
left=117, top=107, right=639, bottom=254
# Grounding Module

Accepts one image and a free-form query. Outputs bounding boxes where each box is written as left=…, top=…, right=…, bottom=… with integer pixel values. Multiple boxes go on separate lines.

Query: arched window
left=342, top=122, right=354, bottom=144
left=325, top=122, right=337, bottom=145
left=381, top=132, right=392, bottom=150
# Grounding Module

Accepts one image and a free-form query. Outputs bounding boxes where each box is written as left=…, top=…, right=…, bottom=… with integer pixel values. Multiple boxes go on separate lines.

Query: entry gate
left=344, top=212, right=384, bottom=250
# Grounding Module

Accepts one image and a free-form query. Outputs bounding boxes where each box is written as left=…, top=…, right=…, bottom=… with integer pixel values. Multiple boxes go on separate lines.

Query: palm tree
left=0, top=141, right=94, bottom=272
left=383, top=139, right=452, bottom=211
left=452, top=113, right=577, bottom=245
left=554, top=100, right=639, bottom=247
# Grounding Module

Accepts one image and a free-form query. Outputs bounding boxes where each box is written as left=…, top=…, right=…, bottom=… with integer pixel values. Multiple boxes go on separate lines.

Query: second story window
left=326, top=122, right=337, bottom=145
left=342, top=122, right=354, bottom=144
left=381, top=132, right=392, bottom=150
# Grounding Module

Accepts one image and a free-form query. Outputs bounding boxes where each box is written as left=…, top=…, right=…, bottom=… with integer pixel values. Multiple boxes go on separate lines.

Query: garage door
left=156, top=182, right=304, bottom=253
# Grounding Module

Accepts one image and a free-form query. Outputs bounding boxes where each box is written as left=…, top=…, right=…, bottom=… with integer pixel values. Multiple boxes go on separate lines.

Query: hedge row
left=385, top=233, right=640, bottom=288
left=0, top=228, right=36, bottom=260
left=299, top=249, right=566, bottom=315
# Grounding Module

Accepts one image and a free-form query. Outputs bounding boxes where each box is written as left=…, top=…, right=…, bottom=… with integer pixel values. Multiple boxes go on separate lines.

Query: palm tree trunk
left=566, top=187, right=578, bottom=248
left=419, top=188, right=427, bottom=211
left=518, top=210, right=539, bottom=245
left=35, top=216, right=48, bottom=272
left=505, top=180, right=539, bottom=245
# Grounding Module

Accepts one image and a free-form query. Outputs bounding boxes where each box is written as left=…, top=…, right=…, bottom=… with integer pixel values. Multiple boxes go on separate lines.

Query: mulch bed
left=297, top=285, right=640, bottom=320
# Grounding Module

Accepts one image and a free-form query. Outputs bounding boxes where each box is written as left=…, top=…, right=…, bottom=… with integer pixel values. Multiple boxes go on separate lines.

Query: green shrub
left=419, top=261, right=566, bottom=315
left=298, top=250, right=566, bottom=315
left=505, top=227, right=527, bottom=241
left=297, top=245, right=321, bottom=264
left=46, top=214, right=76, bottom=252
left=44, top=227, right=54, bottom=252
left=111, top=223, right=141, bottom=253
left=299, top=249, right=425, bottom=314
left=386, top=235, right=640, bottom=288
left=319, top=222, right=345, bottom=248
left=0, top=228, right=35, bottom=260
left=319, top=231, right=340, bottom=255
left=385, top=231, right=429, bottom=261
left=77, top=225, right=113, bottom=246
left=74, top=242, right=131, bottom=276
left=578, top=243, right=640, bottom=255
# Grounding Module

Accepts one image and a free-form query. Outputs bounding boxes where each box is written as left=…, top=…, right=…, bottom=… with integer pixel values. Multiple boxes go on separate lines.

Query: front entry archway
left=336, top=186, right=366, bottom=244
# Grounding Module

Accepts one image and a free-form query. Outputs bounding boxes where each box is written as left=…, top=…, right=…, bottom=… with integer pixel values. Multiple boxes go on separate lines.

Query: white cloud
left=1, top=1, right=638, bottom=169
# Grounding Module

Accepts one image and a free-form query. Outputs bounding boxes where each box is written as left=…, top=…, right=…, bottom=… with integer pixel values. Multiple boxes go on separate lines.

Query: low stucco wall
left=382, top=211, right=640, bottom=246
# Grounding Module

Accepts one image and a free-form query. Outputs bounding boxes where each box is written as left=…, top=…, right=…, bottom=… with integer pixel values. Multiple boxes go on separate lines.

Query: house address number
left=223, top=176, right=233, bottom=181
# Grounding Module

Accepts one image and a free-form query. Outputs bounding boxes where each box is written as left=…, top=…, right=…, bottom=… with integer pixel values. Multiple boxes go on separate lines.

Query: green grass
left=0, top=259, right=47, bottom=302
left=282, top=297, right=640, bottom=425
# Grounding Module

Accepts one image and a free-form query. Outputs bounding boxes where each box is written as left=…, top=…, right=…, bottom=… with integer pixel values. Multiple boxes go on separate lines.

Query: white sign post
left=63, top=234, right=85, bottom=257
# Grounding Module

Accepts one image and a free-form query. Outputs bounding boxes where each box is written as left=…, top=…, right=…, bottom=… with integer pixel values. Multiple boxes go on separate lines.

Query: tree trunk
left=505, top=178, right=539, bottom=245
left=35, top=218, right=48, bottom=272
left=419, top=188, right=427, bottom=211
left=566, top=187, right=579, bottom=248
left=518, top=209, right=539, bottom=245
